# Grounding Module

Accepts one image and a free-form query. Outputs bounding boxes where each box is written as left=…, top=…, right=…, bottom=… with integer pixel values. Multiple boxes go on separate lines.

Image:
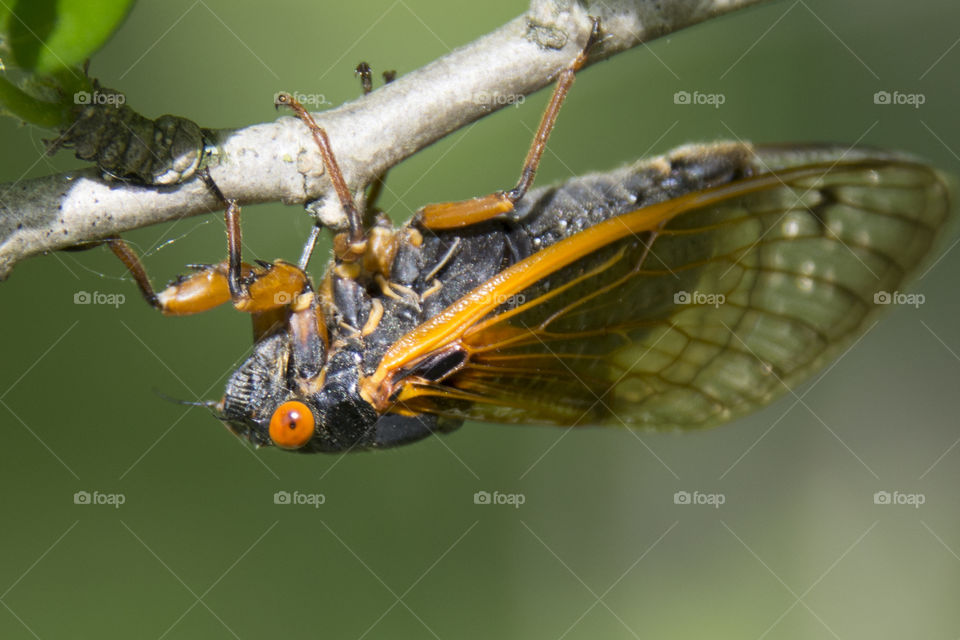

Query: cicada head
left=216, top=332, right=449, bottom=452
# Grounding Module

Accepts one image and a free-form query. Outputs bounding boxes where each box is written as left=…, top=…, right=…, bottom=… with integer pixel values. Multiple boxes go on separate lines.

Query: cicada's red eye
left=269, top=401, right=315, bottom=449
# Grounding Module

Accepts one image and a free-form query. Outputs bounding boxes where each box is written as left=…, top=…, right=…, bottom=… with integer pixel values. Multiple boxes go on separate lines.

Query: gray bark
left=0, top=0, right=770, bottom=280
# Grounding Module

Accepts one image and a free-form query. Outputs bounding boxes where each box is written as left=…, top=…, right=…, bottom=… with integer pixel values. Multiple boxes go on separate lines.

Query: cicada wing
left=369, top=146, right=952, bottom=429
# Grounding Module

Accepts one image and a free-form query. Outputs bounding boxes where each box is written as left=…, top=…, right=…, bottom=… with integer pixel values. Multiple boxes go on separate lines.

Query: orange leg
left=415, top=17, right=602, bottom=230
left=157, top=259, right=308, bottom=315
left=109, top=238, right=308, bottom=317
left=106, top=169, right=309, bottom=317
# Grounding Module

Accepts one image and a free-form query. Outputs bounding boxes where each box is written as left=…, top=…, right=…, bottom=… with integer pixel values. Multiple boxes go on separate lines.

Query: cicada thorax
left=48, top=83, right=208, bottom=185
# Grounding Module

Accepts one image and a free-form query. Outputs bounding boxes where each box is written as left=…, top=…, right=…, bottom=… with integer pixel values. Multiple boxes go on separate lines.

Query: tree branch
left=0, top=0, right=770, bottom=280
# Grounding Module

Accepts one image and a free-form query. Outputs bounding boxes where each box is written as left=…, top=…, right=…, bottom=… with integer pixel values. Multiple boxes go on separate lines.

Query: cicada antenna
left=152, top=389, right=225, bottom=419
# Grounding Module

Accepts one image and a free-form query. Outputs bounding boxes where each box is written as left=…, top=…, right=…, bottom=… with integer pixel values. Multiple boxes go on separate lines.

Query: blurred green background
left=1, top=0, right=959, bottom=638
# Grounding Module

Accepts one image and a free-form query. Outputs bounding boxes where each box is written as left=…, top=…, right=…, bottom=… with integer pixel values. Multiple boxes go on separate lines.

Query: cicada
left=102, top=21, right=952, bottom=453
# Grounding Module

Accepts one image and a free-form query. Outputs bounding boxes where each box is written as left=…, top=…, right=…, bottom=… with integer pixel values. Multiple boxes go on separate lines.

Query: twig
left=0, top=0, right=770, bottom=280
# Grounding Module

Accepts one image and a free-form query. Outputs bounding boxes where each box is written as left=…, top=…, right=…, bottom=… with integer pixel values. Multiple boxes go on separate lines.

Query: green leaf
left=5, top=0, right=135, bottom=74
left=0, top=75, right=67, bottom=127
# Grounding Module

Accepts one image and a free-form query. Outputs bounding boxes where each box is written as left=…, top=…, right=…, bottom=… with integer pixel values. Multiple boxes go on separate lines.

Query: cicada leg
left=108, top=238, right=308, bottom=317
left=274, top=92, right=365, bottom=250
left=106, top=235, right=228, bottom=315
left=106, top=169, right=309, bottom=319
left=355, top=61, right=396, bottom=216
left=416, top=17, right=602, bottom=230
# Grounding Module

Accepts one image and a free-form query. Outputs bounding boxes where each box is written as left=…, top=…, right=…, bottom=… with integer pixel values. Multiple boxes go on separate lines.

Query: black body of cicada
left=218, top=142, right=918, bottom=452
